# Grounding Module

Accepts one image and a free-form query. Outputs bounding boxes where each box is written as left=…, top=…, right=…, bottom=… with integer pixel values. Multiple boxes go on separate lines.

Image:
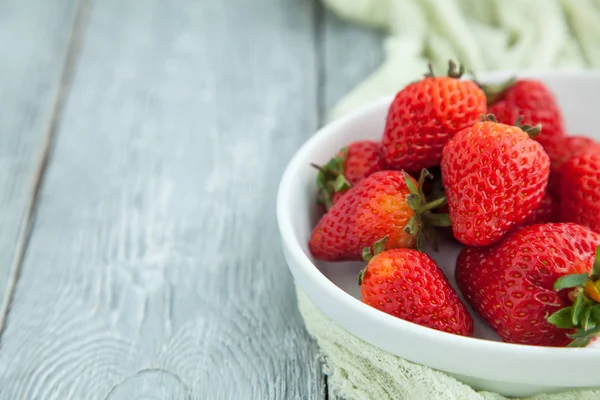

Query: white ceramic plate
left=277, top=70, right=600, bottom=397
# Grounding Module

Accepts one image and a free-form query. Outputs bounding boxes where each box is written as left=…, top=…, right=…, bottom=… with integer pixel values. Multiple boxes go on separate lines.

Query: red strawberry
left=484, top=79, right=565, bottom=147
left=560, top=152, right=600, bottom=233
left=543, top=135, right=598, bottom=196
left=359, top=237, right=473, bottom=336
left=441, top=116, right=550, bottom=246
left=314, top=140, right=387, bottom=210
left=309, top=170, right=449, bottom=261
left=381, top=61, right=486, bottom=172
left=456, top=223, right=600, bottom=347
left=521, top=191, right=558, bottom=226
left=545, top=135, right=598, bottom=169
left=546, top=245, right=600, bottom=347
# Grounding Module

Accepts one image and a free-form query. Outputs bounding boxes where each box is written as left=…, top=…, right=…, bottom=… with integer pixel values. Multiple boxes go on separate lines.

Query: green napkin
left=296, top=288, right=600, bottom=400
left=322, top=0, right=600, bottom=120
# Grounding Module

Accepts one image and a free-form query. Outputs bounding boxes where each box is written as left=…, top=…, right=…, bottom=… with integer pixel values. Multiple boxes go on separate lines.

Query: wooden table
left=0, top=0, right=382, bottom=398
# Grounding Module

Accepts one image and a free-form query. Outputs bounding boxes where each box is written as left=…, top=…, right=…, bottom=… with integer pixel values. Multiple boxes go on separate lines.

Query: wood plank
left=321, top=9, right=384, bottom=120
left=0, top=0, right=78, bottom=326
left=0, top=0, right=324, bottom=399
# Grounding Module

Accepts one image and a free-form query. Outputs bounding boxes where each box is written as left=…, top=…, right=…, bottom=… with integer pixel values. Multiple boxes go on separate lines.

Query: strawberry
left=560, top=152, right=600, bottom=234
left=313, top=140, right=387, bottom=210
left=455, top=223, right=600, bottom=347
left=483, top=79, right=565, bottom=147
left=381, top=61, right=486, bottom=173
left=309, top=170, right=449, bottom=261
left=547, top=245, right=600, bottom=347
left=440, top=116, right=550, bottom=246
left=359, top=237, right=473, bottom=336
left=543, top=135, right=598, bottom=197
left=521, top=191, right=558, bottom=226
left=545, top=135, right=598, bottom=170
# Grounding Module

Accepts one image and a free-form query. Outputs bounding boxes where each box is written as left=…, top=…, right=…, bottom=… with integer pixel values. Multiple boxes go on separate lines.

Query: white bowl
left=277, top=70, right=600, bottom=397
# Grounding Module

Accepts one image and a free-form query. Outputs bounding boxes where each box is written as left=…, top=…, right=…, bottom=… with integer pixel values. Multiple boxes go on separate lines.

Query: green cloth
left=323, top=0, right=600, bottom=120
left=297, top=288, right=600, bottom=400
left=300, top=1, right=600, bottom=398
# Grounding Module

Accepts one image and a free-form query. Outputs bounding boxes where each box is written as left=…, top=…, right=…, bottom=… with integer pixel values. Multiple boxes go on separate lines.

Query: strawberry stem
left=400, top=169, right=451, bottom=251
left=421, top=196, right=447, bottom=212
left=424, top=60, right=465, bottom=79
left=447, top=60, right=465, bottom=79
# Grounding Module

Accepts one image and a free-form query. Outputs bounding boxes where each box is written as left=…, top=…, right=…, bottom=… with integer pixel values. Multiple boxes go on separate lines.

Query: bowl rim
left=276, top=69, right=600, bottom=383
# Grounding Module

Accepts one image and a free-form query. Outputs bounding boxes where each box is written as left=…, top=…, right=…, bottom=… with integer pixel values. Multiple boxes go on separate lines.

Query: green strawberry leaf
left=406, top=194, right=422, bottom=212
left=567, top=337, right=592, bottom=348
left=362, top=247, right=373, bottom=263
left=582, top=306, right=593, bottom=331
left=402, top=171, right=420, bottom=196
left=590, top=304, right=600, bottom=322
left=568, top=325, right=600, bottom=339
left=373, top=236, right=388, bottom=256
left=424, top=213, right=452, bottom=228
left=591, top=245, right=600, bottom=278
left=404, top=216, right=419, bottom=236
left=550, top=262, right=600, bottom=346
left=311, top=147, right=352, bottom=211
left=572, top=290, right=586, bottom=326
left=547, top=307, right=575, bottom=329
left=358, top=267, right=366, bottom=286
left=586, top=318, right=597, bottom=332
left=334, top=174, right=351, bottom=191
left=553, top=273, right=588, bottom=291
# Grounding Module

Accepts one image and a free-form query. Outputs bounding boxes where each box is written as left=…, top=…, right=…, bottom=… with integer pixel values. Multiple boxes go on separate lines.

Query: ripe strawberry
left=560, top=152, right=600, bottom=233
left=456, top=223, right=600, bottom=347
left=546, top=245, right=600, bottom=347
left=543, top=135, right=598, bottom=196
left=521, top=191, right=558, bottom=226
left=309, top=170, right=449, bottom=261
left=313, top=140, right=387, bottom=210
left=441, top=116, right=550, bottom=246
left=359, top=237, right=473, bottom=336
left=545, top=135, right=598, bottom=170
left=484, top=79, right=565, bottom=147
left=381, top=61, right=486, bottom=172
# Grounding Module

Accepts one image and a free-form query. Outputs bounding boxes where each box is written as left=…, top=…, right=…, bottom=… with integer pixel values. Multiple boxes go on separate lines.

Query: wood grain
left=321, top=9, right=383, bottom=119
left=0, top=0, right=324, bottom=398
left=0, top=0, right=78, bottom=328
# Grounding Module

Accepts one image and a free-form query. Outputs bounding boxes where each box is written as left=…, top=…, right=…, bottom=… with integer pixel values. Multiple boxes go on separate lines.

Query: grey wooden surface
left=0, top=0, right=383, bottom=399
left=0, top=0, right=79, bottom=331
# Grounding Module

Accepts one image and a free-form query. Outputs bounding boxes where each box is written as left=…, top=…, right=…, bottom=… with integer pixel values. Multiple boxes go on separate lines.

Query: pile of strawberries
left=309, top=61, right=600, bottom=347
